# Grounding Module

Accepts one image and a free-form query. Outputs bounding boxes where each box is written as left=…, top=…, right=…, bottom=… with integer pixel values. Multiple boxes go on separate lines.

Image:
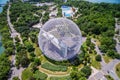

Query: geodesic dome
left=38, top=18, right=82, bottom=61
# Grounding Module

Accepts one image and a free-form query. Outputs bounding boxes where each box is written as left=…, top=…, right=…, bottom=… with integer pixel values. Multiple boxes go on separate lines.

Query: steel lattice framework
left=38, top=18, right=82, bottom=61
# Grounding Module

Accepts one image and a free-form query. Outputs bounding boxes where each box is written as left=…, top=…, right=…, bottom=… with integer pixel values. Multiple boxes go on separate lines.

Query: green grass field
left=105, top=75, right=114, bottom=80
left=116, top=63, right=120, bottom=78
left=33, top=70, right=48, bottom=80
left=41, top=62, right=68, bottom=72
left=49, top=75, right=72, bottom=80
left=103, top=55, right=112, bottom=63
left=89, top=54, right=101, bottom=69
left=22, top=68, right=33, bottom=80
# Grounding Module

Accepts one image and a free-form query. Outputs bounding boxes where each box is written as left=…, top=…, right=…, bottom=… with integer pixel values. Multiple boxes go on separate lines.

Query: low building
left=49, top=11, right=57, bottom=18
left=61, top=5, right=77, bottom=18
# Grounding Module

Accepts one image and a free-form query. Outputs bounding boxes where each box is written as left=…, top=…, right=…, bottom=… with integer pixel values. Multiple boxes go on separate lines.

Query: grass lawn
left=33, top=70, right=48, bottom=80
left=78, top=64, right=84, bottom=70
left=115, top=63, right=120, bottom=78
left=49, top=75, right=72, bottom=80
left=41, top=62, right=68, bottom=72
left=40, top=55, right=48, bottom=63
left=22, top=68, right=33, bottom=80
left=35, top=47, right=42, bottom=56
left=103, top=55, right=113, bottom=63
left=33, top=43, right=42, bottom=56
left=105, top=75, right=114, bottom=80
left=89, top=54, right=101, bottom=69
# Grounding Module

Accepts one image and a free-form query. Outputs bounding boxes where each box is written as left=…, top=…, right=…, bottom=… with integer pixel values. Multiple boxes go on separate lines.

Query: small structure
left=36, top=2, right=54, bottom=7
left=49, top=11, right=57, bottom=18
left=61, top=5, right=78, bottom=17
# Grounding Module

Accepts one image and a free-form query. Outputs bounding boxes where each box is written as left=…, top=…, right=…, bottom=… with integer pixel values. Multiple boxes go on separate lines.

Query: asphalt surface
left=89, top=39, right=120, bottom=80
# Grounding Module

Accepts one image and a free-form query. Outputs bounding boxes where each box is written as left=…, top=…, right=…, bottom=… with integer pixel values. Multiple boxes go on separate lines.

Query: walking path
left=32, top=11, right=45, bottom=28
left=7, top=3, right=24, bottom=80
left=7, top=3, right=23, bottom=44
left=89, top=59, right=120, bottom=80
left=91, top=39, right=107, bottom=67
left=89, top=19, right=120, bottom=80
left=39, top=66, right=70, bottom=77
left=115, top=18, right=120, bottom=54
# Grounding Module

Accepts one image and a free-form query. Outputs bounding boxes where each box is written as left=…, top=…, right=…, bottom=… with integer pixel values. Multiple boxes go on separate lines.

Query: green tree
left=95, top=55, right=102, bottom=61
left=13, top=77, right=20, bottom=80
left=0, top=54, right=10, bottom=80
left=81, top=66, right=92, bottom=78
left=34, top=58, right=41, bottom=66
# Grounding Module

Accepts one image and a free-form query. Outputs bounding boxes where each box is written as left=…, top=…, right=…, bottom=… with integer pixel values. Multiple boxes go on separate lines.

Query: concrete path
left=89, top=59, right=120, bottom=80
left=7, top=3, right=24, bottom=80
left=7, top=3, right=23, bottom=44
left=115, top=18, right=120, bottom=54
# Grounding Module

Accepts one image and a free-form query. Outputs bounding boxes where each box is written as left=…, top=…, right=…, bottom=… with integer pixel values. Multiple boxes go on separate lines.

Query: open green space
left=41, top=62, right=68, bottom=72
left=103, top=55, right=113, bottom=63
left=115, top=63, right=120, bottom=78
left=105, top=75, right=114, bottom=80
left=33, top=70, right=48, bottom=80
left=49, top=75, right=72, bottom=80
left=89, top=54, right=101, bottom=69
left=21, top=68, right=33, bottom=80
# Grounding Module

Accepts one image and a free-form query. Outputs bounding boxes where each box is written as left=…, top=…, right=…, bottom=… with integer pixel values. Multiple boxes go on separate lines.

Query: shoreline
left=84, top=0, right=120, bottom=4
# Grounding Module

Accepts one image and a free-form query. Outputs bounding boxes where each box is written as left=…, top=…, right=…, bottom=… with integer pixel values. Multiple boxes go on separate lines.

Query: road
left=89, top=38, right=120, bottom=80
left=8, top=55, right=25, bottom=80
left=7, top=3, right=24, bottom=80
left=91, top=39, right=107, bottom=67
left=89, top=59, right=120, bottom=80
left=115, top=18, right=120, bottom=54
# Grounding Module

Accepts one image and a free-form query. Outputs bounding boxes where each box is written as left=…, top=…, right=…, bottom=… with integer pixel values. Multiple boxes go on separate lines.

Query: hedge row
left=50, top=76, right=72, bottom=80
left=41, top=62, right=68, bottom=72
left=33, top=70, right=48, bottom=80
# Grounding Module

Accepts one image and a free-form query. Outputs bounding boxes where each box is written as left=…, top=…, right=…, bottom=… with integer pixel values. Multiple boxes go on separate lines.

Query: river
left=0, top=0, right=8, bottom=54
left=85, top=0, right=120, bottom=4
left=0, top=0, right=9, bottom=13
left=0, top=35, right=5, bottom=54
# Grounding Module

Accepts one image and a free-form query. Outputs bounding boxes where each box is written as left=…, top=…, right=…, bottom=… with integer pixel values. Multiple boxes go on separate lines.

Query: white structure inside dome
left=38, top=18, right=82, bottom=61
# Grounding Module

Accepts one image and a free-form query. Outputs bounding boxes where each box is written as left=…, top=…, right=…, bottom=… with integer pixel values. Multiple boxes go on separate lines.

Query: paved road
left=8, top=55, right=25, bottom=80
left=89, top=38, right=120, bottom=80
left=89, top=59, right=120, bottom=80
left=115, top=18, right=120, bottom=54
left=102, top=59, right=120, bottom=80
left=91, top=39, right=107, bottom=66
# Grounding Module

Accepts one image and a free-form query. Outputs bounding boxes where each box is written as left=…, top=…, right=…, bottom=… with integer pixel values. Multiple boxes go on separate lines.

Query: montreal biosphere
left=38, top=18, right=82, bottom=61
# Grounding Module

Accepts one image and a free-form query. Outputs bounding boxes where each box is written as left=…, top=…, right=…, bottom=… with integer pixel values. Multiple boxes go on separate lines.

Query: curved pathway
left=38, top=66, right=70, bottom=76
left=89, top=38, right=120, bottom=80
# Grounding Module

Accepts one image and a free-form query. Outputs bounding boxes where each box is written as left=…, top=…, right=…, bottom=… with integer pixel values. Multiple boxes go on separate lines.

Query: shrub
left=33, top=70, right=48, bottom=80
left=13, top=77, right=20, bottom=80
left=95, top=55, right=102, bottom=61
left=81, top=66, right=92, bottom=78
left=50, top=76, right=72, bottom=80
left=41, top=62, right=67, bottom=72
left=22, top=68, right=33, bottom=80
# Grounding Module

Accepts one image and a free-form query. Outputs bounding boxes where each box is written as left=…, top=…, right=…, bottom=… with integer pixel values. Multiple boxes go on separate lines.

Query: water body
left=0, top=0, right=8, bottom=54
left=0, top=0, right=9, bottom=13
left=0, top=35, right=5, bottom=54
left=85, top=0, right=120, bottom=4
